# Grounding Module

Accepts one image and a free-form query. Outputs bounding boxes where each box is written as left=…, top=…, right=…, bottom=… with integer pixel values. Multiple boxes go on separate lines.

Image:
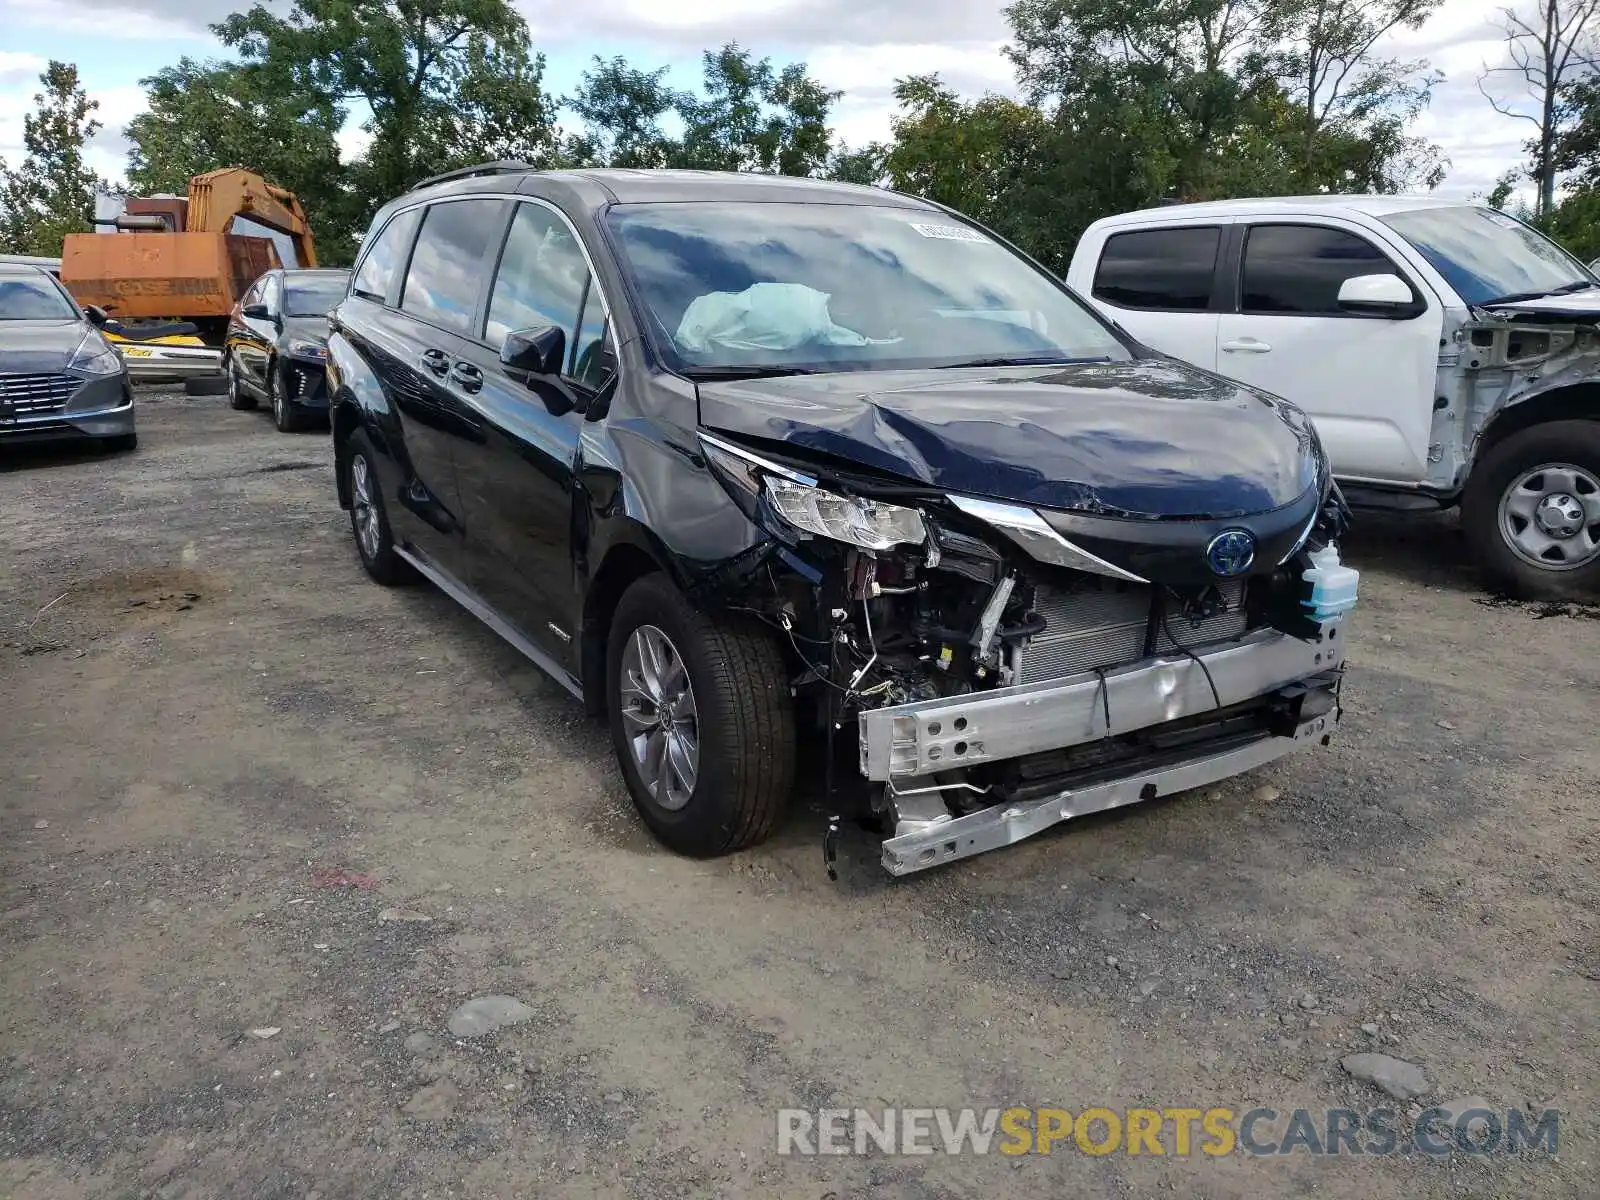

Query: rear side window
left=485, top=202, right=593, bottom=359
left=1093, top=227, right=1220, bottom=311
left=1241, top=224, right=1406, bottom=315
left=401, top=200, right=503, bottom=334
left=351, top=209, right=421, bottom=302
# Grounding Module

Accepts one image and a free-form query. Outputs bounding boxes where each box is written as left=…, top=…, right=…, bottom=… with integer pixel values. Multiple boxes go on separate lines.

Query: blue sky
left=0, top=0, right=1548, bottom=203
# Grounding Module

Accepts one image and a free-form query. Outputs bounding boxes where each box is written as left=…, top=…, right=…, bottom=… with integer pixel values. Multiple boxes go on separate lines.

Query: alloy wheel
left=350, top=453, right=381, bottom=561
left=1498, top=462, right=1600, bottom=571
left=618, top=624, right=700, bottom=811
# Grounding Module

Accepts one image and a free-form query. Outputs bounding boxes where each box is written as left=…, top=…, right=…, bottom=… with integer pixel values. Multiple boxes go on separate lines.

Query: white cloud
left=0, top=0, right=1571, bottom=200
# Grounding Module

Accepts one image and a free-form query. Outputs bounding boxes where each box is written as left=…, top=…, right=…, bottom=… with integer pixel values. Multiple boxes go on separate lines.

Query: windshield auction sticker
left=909, top=223, right=989, bottom=243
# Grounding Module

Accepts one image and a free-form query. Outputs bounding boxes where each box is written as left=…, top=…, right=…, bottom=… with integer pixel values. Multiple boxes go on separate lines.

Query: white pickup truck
left=1067, top=197, right=1600, bottom=597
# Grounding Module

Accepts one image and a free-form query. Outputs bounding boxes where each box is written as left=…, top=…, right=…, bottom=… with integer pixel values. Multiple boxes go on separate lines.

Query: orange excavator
left=61, top=167, right=318, bottom=348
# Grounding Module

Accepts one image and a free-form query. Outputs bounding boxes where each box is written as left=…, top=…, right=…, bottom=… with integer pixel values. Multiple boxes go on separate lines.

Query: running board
left=394, top=546, right=583, bottom=700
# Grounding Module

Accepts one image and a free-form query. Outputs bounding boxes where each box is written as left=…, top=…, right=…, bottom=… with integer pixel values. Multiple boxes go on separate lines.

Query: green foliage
left=564, top=44, right=841, bottom=177
left=213, top=0, right=558, bottom=204
left=124, top=58, right=357, bottom=262
left=0, top=61, right=106, bottom=256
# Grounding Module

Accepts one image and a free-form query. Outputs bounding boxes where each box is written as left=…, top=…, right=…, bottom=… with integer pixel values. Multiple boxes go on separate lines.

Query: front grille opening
left=0, top=372, right=76, bottom=417
left=1016, top=577, right=1251, bottom=685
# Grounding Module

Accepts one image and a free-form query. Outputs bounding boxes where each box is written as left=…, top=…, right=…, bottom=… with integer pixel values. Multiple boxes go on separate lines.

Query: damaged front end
left=696, top=430, right=1358, bottom=877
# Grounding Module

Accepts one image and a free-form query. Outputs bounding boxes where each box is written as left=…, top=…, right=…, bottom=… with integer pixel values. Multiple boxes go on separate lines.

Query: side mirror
left=500, top=325, right=566, bottom=377
left=242, top=302, right=271, bottom=320
left=1337, top=273, right=1421, bottom=318
left=83, top=305, right=107, bottom=327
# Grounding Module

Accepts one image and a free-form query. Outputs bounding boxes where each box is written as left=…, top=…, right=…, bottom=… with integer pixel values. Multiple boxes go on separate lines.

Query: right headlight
left=699, top=432, right=928, bottom=551
left=762, top=477, right=927, bottom=550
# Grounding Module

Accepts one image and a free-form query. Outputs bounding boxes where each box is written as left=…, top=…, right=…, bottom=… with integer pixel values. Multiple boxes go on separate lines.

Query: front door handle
left=1221, top=338, right=1272, bottom=354
left=420, top=348, right=450, bottom=376
left=450, top=361, right=483, bottom=394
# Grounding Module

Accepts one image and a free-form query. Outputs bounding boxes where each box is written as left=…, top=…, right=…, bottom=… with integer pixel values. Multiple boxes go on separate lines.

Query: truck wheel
left=1463, top=420, right=1600, bottom=599
left=606, top=574, right=795, bottom=857
left=185, top=375, right=229, bottom=397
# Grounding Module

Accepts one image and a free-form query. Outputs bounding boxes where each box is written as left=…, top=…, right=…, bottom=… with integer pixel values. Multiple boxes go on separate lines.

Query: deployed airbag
left=676, top=282, right=881, bottom=353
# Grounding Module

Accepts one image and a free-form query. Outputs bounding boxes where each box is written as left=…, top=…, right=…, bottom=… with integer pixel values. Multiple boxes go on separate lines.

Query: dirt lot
left=0, top=387, right=1595, bottom=1199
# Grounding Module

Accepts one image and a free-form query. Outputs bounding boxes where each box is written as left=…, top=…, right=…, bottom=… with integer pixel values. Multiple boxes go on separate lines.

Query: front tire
left=1463, top=420, right=1600, bottom=599
left=345, top=430, right=414, bottom=586
left=606, top=574, right=795, bottom=857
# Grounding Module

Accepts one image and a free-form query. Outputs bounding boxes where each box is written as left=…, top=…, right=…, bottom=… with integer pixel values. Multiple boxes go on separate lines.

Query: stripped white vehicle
left=1069, top=198, right=1600, bottom=597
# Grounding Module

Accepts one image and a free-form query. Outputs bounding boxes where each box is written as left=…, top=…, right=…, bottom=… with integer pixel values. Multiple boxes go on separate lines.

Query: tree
left=0, top=61, right=105, bottom=256
left=676, top=45, right=841, bottom=175
left=124, top=58, right=358, bottom=261
left=1478, top=0, right=1600, bottom=217
left=564, top=56, right=686, bottom=168
left=1273, top=0, right=1445, bottom=189
left=213, top=0, right=559, bottom=205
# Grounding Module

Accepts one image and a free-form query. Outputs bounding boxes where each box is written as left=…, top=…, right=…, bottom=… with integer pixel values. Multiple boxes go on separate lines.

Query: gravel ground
left=0, top=386, right=1595, bottom=1199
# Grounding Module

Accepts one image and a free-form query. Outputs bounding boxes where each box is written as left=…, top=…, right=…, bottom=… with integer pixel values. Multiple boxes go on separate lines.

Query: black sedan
left=224, top=268, right=350, bottom=431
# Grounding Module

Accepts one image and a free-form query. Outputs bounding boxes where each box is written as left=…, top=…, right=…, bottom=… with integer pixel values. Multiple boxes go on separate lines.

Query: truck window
left=352, top=208, right=422, bottom=303
left=1241, top=225, right=1409, bottom=315
left=1093, top=227, right=1220, bottom=311
left=401, top=200, right=503, bottom=335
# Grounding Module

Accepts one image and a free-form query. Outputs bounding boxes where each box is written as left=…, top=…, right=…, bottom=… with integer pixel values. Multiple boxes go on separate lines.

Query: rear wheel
left=269, top=362, right=307, bottom=432
left=1463, top=420, right=1600, bottom=599
left=345, top=430, right=414, bottom=586
left=606, top=574, right=795, bottom=857
left=225, top=358, right=255, bottom=410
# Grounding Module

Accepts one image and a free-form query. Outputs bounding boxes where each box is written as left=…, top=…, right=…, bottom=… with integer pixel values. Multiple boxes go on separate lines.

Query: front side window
left=401, top=199, right=503, bottom=334
left=261, top=274, right=282, bottom=314
left=485, top=202, right=594, bottom=359
left=1379, top=205, right=1593, bottom=306
left=1241, top=225, right=1405, bottom=315
left=1093, top=227, right=1221, bottom=311
left=285, top=272, right=350, bottom=317
left=352, top=208, right=421, bottom=302
left=0, top=275, right=79, bottom=320
left=607, top=202, right=1128, bottom=375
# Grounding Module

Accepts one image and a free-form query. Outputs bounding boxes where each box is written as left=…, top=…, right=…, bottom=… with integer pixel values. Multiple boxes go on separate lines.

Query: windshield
left=284, top=274, right=349, bottom=317
left=0, top=275, right=78, bottom=320
left=1379, top=206, right=1594, bottom=305
left=605, top=202, right=1129, bottom=375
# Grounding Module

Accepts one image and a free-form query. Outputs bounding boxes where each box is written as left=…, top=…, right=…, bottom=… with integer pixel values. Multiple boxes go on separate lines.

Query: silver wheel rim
left=1498, top=462, right=1600, bottom=571
left=271, top=376, right=283, bottom=423
left=619, top=625, right=699, bottom=811
left=350, top=454, right=381, bottom=560
left=226, top=363, right=238, bottom=403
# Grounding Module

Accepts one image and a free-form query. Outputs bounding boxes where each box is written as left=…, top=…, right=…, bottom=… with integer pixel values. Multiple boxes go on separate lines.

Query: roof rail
left=410, top=161, right=534, bottom=192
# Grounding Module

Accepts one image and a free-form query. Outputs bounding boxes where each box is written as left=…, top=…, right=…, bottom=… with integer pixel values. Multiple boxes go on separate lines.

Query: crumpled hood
left=696, top=359, right=1321, bottom=519
left=0, top=319, right=90, bottom=373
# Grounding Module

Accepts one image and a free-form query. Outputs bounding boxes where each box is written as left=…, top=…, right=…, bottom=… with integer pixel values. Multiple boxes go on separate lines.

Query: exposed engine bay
left=697, top=431, right=1356, bottom=876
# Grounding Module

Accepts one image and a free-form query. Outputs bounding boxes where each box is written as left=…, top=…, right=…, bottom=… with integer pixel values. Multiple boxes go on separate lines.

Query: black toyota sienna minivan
left=326, top=163, right=1358, bottom=877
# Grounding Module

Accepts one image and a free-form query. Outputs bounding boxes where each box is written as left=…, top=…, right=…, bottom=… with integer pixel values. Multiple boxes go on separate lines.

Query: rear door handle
left=420, top=348, right=450, bottom=376
left=1221, top=338, right=1272, bottom=354
left=450, top=360, right=483, bottom=394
